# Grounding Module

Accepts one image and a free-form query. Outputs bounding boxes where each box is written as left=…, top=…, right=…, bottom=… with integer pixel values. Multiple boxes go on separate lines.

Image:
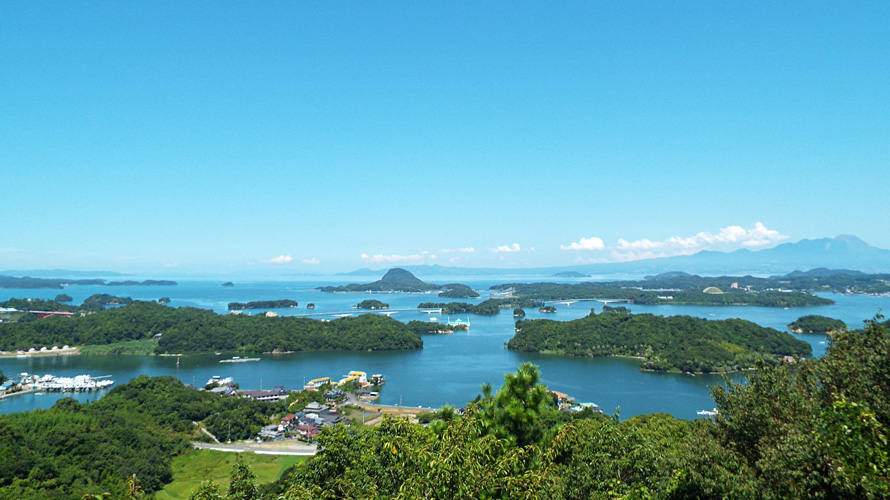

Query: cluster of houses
left=550, top=390, right=603, bottom=414
left=267, top=400, right=349, bottom=441
left=203, top=370, right=384, bottom=442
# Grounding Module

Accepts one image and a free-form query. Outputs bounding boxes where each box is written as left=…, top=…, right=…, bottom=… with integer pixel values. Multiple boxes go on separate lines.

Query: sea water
left=2, top=279, right=887, bottom=419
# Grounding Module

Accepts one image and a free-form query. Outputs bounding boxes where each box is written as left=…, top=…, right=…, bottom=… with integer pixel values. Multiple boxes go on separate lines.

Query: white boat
left=697, top=408, right=719, bottom=417
left=219, top=356, right=260, bottom=363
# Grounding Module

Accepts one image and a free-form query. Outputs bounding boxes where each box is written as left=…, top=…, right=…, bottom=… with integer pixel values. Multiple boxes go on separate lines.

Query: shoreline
left=0, top=348, right=79, bottom=358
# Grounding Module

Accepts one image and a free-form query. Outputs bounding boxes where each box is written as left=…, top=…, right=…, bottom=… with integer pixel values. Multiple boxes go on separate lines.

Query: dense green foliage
left=355, top=299, right=389, bottom=309
left=405, top=320, right=457, bottom=334
left=228, top=300, right=298, bottom=310
left=54, top=293, right=73, bottom=302
left=490, top=281, right=834, bottom=307
left=509, top=311, right=812, bottom=373
left=539, top=305, right=557, bottom=313
left=788, top=314, right=847, bottom=334
left=437, top=284, right=480, bottom=298
left=82, top=293, right=133, bottom=308
left=259, top=321, right=890, bottom=500
left=0, top=301, right=422, bottom=353
left=0, top=376, right=278, bottom=499
left=418, top=297, right=544, bottom=316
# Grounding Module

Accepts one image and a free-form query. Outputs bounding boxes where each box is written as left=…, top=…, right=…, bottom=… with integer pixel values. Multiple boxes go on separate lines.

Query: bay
left=2, top=278, right=887, bottom=419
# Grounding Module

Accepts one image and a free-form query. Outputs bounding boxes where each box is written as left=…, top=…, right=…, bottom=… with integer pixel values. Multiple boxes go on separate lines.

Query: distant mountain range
left=342, top=235, right=890, bottom=278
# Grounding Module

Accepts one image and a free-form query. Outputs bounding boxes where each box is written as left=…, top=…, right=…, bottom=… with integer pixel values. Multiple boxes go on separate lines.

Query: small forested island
left=356, top=299, right=389, bottom=309
left=539, top=305, right=557, bottom=313
left=491, top=279, right=835, bottom=308
left=158, top=297, right=171, bottom=304
left=418, top=297, right=543, bottom=316
left=82, top=293, right=133, bottom=308
left=508, top=310, right=812, bottom=373
left=228, top=299, right=299, bottom=310
left=788, top=314, right=847, bottom=334
left=54, top=293, right=73, bottom=302
left=222, top=281, right=235, bottom=286
left=307, top=303, right=315, bottom=309
left=0, top=301, right=422, bottom=353
left=513, top=308, right=526, bottom=318
left=318, top=268, right=475, bottom=296
left=437, top=283, right=480, bottom=298
left=406, top=320, right=461, bottom=334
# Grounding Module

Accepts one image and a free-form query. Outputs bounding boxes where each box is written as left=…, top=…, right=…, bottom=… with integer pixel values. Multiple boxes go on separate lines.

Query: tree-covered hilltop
left=490, top=281, right=835, bottom=307
left=318, top=268, right=442, bottom=293
left=0, top=375, right=279, bottom=499
left=788, top=314, right=847, bottom=334
left=318, top=268, right=478, bottom=296
left=228, top=299, right=299, bottom=310
left=508, top=311, right=812, bottom=373
left=0, top=301, right=422, bottom=353
left=262, top=321, right=890, bottom=499
left=406, top=320, right=461, bottom=334
left=356, top=299, right=389, bottom=309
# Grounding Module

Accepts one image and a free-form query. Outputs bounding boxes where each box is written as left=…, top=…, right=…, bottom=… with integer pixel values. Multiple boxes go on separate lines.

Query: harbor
left=1, top=373, right=114, bottom=398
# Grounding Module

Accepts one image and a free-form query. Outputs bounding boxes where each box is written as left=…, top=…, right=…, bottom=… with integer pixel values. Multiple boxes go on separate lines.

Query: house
left=240, top=387, right=288, bottom=402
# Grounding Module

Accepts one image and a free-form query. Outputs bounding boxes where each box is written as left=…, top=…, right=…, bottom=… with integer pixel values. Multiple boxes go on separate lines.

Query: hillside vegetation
left=508, top=311, right=812, bottom=373
left=0, top=301, right=422, bottom=353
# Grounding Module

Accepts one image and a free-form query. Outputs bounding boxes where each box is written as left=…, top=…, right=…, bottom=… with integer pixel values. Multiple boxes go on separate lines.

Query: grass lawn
left=154, top=449, right=306, bottom=499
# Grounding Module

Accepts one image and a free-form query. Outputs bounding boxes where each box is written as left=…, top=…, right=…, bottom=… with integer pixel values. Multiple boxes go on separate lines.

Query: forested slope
left=508, top=311, right=812, bottom=373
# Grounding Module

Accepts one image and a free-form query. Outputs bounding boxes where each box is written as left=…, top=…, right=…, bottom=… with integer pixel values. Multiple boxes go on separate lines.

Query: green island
left=508, top=310, right=812, bottom=373
left=318, top=268, right=476, bottom=297
left=436, top=283, right=480, bottom=298
left=1, top=294, right=132, bottom=315
left=355, top=299, right=389, bottom=309
left=788, top=314, right=847, bottom=334
left=54, top=293, right=73, bottom=302
left=406, top=320, right=464, bottom=334
left=228, top=299, right=299, bottom=310
left=3, top=319, right=888, bottom=499
left=418, top=297, right=544, bottom=316
left=0, top=301, right=422, bottom=354
left=0, top=275, right=177, bottom=289
left=492, top=277, right=836, bottom=307
left=539, top=305, right=557, bottom=313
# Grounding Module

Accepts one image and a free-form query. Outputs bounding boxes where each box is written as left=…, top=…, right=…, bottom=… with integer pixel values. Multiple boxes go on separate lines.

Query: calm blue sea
left=2, top=278, right=887, bottom=419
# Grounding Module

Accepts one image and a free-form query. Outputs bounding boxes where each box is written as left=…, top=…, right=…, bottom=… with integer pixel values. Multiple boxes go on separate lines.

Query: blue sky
left=2, top=2, right=889, bottom=274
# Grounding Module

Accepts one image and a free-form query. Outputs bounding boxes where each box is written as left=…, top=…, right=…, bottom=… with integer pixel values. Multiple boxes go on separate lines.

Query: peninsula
left=0, top=275, right=177, bottom=289
left=508, top=310, right=812, bottom=373
left=0, top=301, right=423, bottom=354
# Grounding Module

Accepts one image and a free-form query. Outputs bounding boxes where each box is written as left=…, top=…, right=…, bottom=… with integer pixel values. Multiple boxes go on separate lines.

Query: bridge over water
left=543, top=298, right=633, bottom=306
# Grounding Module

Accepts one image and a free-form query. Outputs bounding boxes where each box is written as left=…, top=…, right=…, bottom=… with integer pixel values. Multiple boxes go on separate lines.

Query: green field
left=154, top=449, right=306, bottom=499
left=79, top=338, right=160, bottom=355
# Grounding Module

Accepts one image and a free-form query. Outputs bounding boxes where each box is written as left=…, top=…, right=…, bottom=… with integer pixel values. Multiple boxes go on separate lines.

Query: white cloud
left=440, top=247, right=475, bottom=254
left=491, top=243, right=521, bottom=253
left=163, top=262, right=179, bottom=268
left=560, top=236, right=605, bottom=251
left=361, top=253, right=426, bottom=264
left=611, top=222, right=788, bottom=261
left=302, top=258, right=320, bottom=265
left=261, top=255, right=293, bottom=264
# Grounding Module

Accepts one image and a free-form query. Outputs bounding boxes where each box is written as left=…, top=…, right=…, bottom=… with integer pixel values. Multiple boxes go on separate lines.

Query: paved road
left=192, top=440, right=317, bottom=456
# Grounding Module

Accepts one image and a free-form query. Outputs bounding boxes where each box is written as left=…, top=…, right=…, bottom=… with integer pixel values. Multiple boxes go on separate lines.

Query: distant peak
left=380, top=268, right=424, bottom=284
